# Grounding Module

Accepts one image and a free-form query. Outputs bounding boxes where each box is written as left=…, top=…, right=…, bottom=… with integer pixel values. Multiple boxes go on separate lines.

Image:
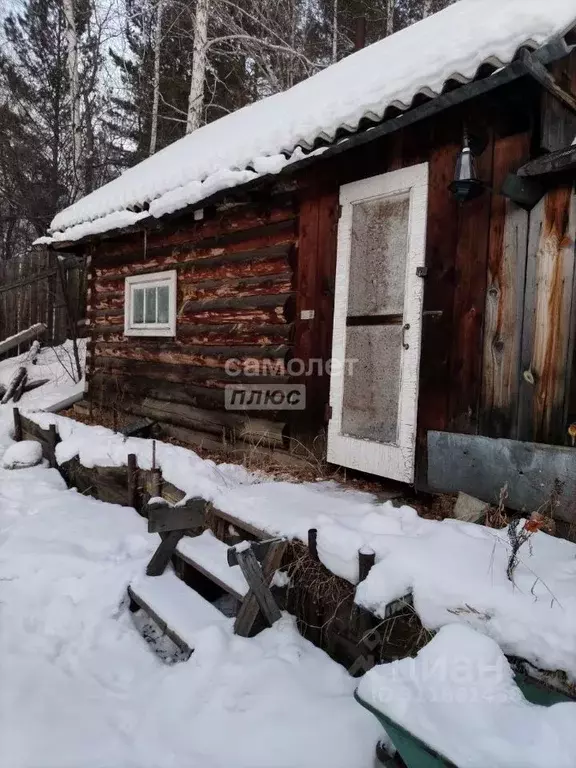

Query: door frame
left=327, top=162, right=429, bottom=483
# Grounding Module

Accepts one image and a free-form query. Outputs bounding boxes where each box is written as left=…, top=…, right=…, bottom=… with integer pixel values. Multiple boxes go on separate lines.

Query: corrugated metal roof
left=43, top=0, right=576, bottom=245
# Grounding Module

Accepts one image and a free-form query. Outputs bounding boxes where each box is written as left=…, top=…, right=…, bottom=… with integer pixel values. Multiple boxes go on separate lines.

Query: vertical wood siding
left=518, top=186, right=576, bottom=444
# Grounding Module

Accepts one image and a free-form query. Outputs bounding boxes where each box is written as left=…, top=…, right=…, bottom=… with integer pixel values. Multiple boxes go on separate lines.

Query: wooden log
left=126, top=398, right=245, bottom=437
left=178, top=274, right=292, bottom=305
left=1, top=367, right=27, bottom=404
left=95, top=234, right=296, bottom=282
left=235, top=418, right=287, bottom=448
left=147, top=498, right=206, bottom=533
left=22, top=378, right=50, bottom=393
left=12, top=372, right=28, bottom=403
left=233, top=541, right=286, bottom=636
left=93, top=342, right=290, bottom=367
left=92, top=357, right=290, bottom=385
left=13, top=407, right=22, bottom=442
left=0, top=323, right=47, bottom=356
left=93, top=204, right=297, bottom=264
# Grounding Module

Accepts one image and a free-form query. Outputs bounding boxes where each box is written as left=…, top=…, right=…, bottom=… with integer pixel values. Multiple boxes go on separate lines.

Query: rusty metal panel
left=428, top=430, right=576, bottom=523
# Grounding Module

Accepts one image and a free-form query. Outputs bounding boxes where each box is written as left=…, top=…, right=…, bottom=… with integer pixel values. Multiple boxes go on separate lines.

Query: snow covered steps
left=128, top=569, right=229, bottom=659
left=176, top=529, right=249, bottom=602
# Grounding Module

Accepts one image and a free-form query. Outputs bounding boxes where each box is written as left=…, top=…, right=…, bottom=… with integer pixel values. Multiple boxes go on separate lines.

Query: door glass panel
left=347, top=192, right=409, bottom=317
left=342, top=325, right=402, bottom=444
left=157, top=285, right=170, bottom=324
left=133, top=288, right=144, bottom=323
left=145, top=287, right=157, bottom=323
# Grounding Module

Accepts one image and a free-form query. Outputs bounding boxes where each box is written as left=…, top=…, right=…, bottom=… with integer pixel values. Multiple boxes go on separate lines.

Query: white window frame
left=124, top=270, right=177, bottom=337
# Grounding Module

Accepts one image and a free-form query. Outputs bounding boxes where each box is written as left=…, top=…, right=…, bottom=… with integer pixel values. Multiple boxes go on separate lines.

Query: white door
left=327, top=163, right=428, bottom=483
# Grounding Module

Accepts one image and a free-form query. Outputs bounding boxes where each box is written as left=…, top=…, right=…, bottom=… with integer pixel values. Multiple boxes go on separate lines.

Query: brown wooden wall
left=86, top=193, right=299, bottom=452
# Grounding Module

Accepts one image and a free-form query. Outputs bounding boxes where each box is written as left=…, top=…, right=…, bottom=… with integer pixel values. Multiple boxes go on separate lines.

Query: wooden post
left=353, top=547, right=376, bottom=645
left=127, top=453, right=138, bottom=511
left=308, top=528, right=318, bottom=561
left=358, top=547, right=375, bottom=582
left=150, top=468, right=162, bottom=499
left=13, top=407, right=22, bottom=442
left=47, top=423, right=58, bottom=468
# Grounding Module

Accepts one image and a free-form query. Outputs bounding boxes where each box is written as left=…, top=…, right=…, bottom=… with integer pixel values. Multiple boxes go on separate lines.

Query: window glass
left=157, top=285, right=170, bottom=324
left=133, top=288, right=144, bottom=324
left=145, top=286, right=157, bottom=323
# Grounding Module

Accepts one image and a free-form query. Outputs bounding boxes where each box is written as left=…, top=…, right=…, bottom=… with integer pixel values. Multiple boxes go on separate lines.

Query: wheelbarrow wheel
left=375, top=739, right=407, bottom=767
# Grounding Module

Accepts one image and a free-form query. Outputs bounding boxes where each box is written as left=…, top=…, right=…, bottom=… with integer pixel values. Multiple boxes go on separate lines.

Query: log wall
left=87, top=193, right=298, bottom=451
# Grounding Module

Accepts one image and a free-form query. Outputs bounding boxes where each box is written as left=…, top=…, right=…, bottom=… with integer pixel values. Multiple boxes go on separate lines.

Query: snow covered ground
left=0, top=420, right=381, bottom=768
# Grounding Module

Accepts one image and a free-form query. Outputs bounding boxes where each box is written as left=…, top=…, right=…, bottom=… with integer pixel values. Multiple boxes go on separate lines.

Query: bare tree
left=149, top=0, right=163, bottom=153
left=186, top=0, right=209, bottom=134
left=63, top=0, right=82, bottom=199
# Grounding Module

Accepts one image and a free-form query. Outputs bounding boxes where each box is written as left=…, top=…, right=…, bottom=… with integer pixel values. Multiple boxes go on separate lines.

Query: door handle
left=402, top=323, right=410, bottom=350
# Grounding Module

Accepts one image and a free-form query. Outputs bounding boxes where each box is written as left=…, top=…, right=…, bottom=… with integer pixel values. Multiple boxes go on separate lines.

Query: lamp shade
left=449, top=136, right=485, bottom=203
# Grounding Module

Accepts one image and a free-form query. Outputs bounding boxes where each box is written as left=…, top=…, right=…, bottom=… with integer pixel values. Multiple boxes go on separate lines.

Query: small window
left=124, top=271, right=177, bottom=337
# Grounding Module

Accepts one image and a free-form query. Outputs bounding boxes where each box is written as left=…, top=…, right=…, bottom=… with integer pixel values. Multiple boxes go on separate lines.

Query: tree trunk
left=386, top=0, right=395, bottom=35
left=149, top=0, right=163, bottom=155
left=63, top=0, right=82, bottom=200
left=332, top=0, right=338, bottom=63
left=186, top=0, right=210, bottom=135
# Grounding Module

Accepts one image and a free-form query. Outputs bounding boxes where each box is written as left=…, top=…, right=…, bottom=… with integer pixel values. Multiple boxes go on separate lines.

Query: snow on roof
left=45, top=0, right=576, bottom=245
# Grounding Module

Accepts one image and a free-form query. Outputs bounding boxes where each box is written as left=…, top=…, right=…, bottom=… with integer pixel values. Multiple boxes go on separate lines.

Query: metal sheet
left=428, top=431, right=576, bottom=523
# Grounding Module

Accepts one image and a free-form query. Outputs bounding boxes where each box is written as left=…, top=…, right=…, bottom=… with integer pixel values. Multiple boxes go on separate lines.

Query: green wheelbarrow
left=355, top=673, right=574, bottom=768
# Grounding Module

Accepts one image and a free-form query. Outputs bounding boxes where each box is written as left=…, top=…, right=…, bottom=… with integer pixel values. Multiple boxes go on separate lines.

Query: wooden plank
left=415, top=132, right=461, bottom=486
left=448, top=122, right=494, bottom=434
left=0, top=323, right=47, bottom=356
left=480, top=132, right=530, bottom=438
left=146, top=531, right=185, bottom=576
left=127, top=584, right=192, bottom=659
left=209, top=505, right=268, bottom=541
left=227, top=537, right=284, bottom=567
left=293, top=185, right=320, bottom=430
left=233, top=541, right=286, bottom=637
left=428, top=430, right=576, bottom=524
left=147, top=498, right=206, bottom=533
left=518, top=187, right=576, bottom=443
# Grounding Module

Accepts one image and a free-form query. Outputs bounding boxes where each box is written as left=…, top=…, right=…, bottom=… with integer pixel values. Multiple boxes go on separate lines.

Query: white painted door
left=327, top=163, right=428, bottom=483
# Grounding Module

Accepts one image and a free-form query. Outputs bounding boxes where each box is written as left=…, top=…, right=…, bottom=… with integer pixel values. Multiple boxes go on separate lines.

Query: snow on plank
left=0, top=323, right=46, bottom=356
left=128, top=568, right=230, bottom=658
left=176, top=530, right=249, bottom=601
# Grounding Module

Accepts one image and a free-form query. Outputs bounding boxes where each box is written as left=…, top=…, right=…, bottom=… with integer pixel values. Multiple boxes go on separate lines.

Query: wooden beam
left=0, top=323, right=47, bottom=356
left=147, top=498, right=206, bottom=533
left=146, top=531, right=185, bottom=576
left=519, top=49, right=576, bottom=115
left=233, top=541, right=285, bottom=636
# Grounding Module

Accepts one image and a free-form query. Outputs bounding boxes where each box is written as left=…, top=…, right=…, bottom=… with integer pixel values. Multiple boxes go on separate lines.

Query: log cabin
left=39, top=0, right=576, bottom=523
